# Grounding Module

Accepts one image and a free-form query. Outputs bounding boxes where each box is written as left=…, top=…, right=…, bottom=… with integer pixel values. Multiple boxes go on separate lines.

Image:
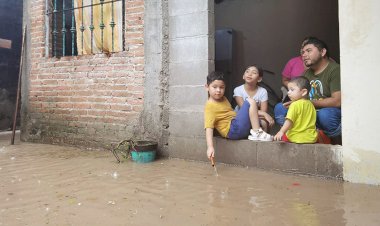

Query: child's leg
left=281, top=134, right=290, bottom=142
left=227, top=101, right=252, bottom=140
left=247, top=101, right=273, bottom=141
left=259, top=118, right=269, bottom=132
left=248, top=101, right=261, bottom=130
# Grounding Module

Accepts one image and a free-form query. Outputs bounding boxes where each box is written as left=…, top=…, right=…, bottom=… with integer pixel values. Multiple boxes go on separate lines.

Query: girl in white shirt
left=233, top=65, right=274, bottom=133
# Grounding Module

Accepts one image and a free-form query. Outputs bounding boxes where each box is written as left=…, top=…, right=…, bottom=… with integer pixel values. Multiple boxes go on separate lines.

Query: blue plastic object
left=131, top=150, right=156, bottom=163
left=130, top=141, right=157, bottom=163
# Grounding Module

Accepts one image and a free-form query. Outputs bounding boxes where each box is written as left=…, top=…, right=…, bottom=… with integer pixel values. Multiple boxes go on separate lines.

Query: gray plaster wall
left=20, top=0, right=31, bottom=141
left=142, top=0, right=170, bottom=156
left=215, top=137, right=343, bottom=179
left=167, top=0, right=214, bottom=160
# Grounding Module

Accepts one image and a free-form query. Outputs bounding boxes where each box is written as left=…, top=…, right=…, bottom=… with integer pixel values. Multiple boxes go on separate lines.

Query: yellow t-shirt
left=204, top=97, right=236, bottom=138
left=286, top=99, right=318, bottom=143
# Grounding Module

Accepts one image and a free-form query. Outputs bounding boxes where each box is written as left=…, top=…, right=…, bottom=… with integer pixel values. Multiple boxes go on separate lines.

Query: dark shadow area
left=0, top=0, right=23, bottom=131
left=215, top=0, right=340, bottom=115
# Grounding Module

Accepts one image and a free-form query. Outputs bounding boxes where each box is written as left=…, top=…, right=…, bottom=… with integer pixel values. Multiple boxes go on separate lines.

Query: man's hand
left=207, top=146, right=215, bottom=159
left=274, top=131, right=284, bottom=141
left=283, top=101, right=292, bottom=109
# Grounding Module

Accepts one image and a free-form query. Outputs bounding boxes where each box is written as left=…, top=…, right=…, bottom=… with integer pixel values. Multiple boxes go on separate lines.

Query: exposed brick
left=25, top=0, right=146, bottom=148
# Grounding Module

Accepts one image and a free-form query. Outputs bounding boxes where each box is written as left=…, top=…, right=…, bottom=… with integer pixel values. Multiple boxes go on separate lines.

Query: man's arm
left=312, top=91, right=341, bottom=108
left=282, top=76, right=291, bottom=87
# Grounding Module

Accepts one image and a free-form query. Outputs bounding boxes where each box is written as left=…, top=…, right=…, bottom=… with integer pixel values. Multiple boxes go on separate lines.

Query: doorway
left=214, top=0, right=340, bottom=114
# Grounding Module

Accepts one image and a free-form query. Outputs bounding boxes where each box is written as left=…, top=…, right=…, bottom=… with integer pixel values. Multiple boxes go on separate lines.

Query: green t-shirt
left=286, top=99, right=318, bottom=143
left=304, top=62, right=340, bottom=100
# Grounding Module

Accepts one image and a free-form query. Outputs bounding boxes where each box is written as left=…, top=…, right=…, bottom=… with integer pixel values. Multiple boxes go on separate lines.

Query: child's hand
left=246, top=97, right=256, bottom=106
left=274, top=131, right=284, bottom=141
left=207, top=146, right=215, bottom=159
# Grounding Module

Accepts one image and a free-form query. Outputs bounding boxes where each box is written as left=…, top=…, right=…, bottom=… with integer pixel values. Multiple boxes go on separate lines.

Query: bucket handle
left=111, top=139, right=137, bottom=163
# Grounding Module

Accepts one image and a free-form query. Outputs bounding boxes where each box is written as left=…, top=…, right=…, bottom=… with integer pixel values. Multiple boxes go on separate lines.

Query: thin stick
left=11, top=25, right=26, bottom=145
left=211, top=157, right=219, bottom=176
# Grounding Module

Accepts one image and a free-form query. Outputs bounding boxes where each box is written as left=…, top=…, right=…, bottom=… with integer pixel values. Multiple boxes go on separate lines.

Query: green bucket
left=130, top=140, right=157, bottom=163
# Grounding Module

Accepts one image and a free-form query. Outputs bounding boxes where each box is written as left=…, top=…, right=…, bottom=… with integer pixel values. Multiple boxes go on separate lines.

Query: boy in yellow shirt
left=274, top=77, right=318, bottom=143
left=204, top=71, right=273, bottom=159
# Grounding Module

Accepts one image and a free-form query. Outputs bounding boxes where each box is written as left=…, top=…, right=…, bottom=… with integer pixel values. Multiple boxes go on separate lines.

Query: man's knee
left=317, top=108, right=341, bottom=125
left=316, top=108, right=341, bottom=136
left=274, top=103, right=287, bottom=125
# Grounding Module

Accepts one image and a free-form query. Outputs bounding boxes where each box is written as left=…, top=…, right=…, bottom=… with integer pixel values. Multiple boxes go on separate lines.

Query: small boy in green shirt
left=274, top=77, right=318, bottom=143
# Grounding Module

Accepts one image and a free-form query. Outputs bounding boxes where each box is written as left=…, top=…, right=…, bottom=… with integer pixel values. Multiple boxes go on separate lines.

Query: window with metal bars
left=46, top=0, right=125, bottom=57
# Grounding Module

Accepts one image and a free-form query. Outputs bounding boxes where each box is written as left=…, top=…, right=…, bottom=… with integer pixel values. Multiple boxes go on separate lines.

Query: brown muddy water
left=1, top=132, right=380, bottom=226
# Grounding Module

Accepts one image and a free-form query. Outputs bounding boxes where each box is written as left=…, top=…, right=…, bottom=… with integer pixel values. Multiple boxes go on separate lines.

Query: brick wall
left=23, top=0, right=145, bottom=148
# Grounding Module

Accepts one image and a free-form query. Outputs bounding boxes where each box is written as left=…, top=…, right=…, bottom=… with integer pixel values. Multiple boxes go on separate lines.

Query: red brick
left=26, top=0, right=146, bottom=147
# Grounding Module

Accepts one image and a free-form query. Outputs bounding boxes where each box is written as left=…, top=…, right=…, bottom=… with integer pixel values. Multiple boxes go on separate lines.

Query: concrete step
left=214, top=137, right=343, bottom=179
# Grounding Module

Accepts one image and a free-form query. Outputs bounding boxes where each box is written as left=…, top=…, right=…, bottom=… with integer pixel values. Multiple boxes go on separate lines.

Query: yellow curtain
left=74, top=0, right=123, bottom=54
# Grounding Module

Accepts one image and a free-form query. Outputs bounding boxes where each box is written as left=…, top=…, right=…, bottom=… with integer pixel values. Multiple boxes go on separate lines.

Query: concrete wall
left=340, top=0, right=380, bottom=185
left=167, top=0, right=214, bottom=159
left=143, top=0, right=170, bottom=156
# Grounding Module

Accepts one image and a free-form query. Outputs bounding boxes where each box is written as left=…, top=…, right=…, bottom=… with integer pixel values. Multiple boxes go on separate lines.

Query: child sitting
left=233, top=65, right=274, bottom=132
left=204, top=71, right=273, bottom=159
left=274, top=77, right=318, bottom=143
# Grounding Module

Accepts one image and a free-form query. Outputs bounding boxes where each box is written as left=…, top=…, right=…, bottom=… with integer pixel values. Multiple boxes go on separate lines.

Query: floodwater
left=1, top=132, right=380, bottom=226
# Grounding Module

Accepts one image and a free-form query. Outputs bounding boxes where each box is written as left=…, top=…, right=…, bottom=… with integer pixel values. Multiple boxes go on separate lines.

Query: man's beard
left=305, top=54, right=322, bottom=67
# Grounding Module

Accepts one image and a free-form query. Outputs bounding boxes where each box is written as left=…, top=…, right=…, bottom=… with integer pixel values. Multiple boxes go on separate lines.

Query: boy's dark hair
left=207, top=71, right=225, bottom=85
left=302, top=37, right=330, bottom=57
left=290, top=77, right=311, bottom=92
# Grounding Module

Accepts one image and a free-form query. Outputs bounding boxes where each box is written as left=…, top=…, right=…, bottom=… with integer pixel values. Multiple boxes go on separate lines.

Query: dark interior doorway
left=215, top=0, right=339, bottom=115
left=0, top=1, right=23, bottom=130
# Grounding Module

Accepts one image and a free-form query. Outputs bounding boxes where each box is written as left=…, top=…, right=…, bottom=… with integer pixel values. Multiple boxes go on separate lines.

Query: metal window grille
left=46, top=0, right=125, bottom=57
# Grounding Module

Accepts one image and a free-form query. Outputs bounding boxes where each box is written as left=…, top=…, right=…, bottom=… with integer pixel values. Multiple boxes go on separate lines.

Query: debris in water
left=112, top=172, right=118, bottom=179
left=108, top=201, right=116, bottom=205
left=10, top=157, right=15, bottom=160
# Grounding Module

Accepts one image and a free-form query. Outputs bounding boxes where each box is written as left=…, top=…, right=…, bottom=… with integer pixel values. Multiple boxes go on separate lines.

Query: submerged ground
left=0, top=132, right=379, bottom=226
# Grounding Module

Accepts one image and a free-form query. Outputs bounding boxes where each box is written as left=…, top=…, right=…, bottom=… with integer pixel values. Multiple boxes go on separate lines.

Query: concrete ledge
left=215, top=137, right=343, bottom=179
